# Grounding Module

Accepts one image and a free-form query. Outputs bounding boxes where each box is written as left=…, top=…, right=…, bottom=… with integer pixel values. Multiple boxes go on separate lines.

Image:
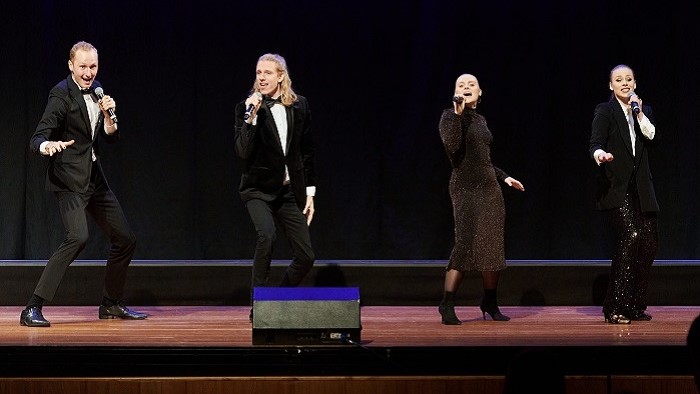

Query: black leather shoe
left=99, top=303, right=147, bottom=320
left=604, top=313, right=631, bottom=324
left=630, top=311, right=652, bottom=321
left=20, top=306, right=50, bottom=327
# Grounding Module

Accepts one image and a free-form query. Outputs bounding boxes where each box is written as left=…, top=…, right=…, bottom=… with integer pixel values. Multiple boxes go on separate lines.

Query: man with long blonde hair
left=234, top=53, right=317, bottom=322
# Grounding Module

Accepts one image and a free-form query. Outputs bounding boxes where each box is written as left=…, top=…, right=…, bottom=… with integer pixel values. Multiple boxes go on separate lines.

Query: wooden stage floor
left=0, top=305, right=698, bottom=379
left=1, top=305, right=698, bottom=347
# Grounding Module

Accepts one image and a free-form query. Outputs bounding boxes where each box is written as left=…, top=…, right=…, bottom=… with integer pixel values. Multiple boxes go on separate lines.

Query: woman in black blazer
left=589, top=64, right=659, bottom=324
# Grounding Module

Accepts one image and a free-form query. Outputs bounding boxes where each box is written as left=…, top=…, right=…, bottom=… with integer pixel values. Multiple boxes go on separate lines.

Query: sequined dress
left=439, top=108, right=508, bottom=272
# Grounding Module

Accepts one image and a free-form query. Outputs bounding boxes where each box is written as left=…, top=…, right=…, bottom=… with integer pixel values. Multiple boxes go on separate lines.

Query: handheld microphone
left=94, top=87, right=118, bottom=123
left=628, top=91, right=640, bottom=115
left=244, top=92, right=262, bottom=120
left=452, top=95, right=464, bottom=104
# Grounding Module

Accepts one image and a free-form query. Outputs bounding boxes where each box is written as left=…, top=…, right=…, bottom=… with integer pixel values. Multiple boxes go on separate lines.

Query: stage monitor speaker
left=252, top=287, right=361, bottom=346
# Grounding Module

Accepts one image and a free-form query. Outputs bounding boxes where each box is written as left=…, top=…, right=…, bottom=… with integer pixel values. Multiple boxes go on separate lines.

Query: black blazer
left=234, top=95, right=316, bottom=210
left=30, top=76, right=118, bottom=193
left=589, top=96, right=658, bottom=212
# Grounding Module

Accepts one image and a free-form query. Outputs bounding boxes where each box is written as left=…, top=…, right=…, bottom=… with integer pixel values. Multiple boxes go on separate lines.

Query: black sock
left=102, top=297, right=117, bottom=307
left=27, top=294, right=44, bottom=308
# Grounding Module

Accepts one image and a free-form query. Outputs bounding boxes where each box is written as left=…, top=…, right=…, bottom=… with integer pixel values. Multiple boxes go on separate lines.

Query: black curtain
left=2, top=0, right=699, bottom=261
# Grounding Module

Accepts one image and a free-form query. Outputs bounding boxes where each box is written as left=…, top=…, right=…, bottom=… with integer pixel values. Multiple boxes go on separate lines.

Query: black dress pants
left=604, top=183, right=658, bottom=316
left=33, top=162, right=136, bottom=302
left=245, top=185, right=315, bottom=296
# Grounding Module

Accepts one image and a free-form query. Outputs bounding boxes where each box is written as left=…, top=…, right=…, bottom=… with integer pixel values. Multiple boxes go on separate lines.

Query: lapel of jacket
left=632, top=115, right=643, bottom=156
left=68, top=77, right=93, bottom=139
left=262, top=104, right=286, bottom=155
left=630, top=114, right=645, bottom=170
left=612, top=101, right=634, bottom=157
left=93, top=112, right=104, bottom=142
left=284, top=104, right=295, bottom=154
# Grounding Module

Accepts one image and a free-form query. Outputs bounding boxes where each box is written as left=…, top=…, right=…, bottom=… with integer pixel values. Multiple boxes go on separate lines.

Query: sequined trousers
left=604, top=183, right=658, bottom=317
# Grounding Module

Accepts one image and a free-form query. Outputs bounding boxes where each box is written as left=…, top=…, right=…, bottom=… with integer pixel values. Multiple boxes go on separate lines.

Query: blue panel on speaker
left=253, top=287, right=359, bottom=301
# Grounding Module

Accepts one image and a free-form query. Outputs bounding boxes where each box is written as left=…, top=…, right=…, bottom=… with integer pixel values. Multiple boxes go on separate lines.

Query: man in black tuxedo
left=234, top=53, right=317, bottom=321
left=22, top=41, right=146, bottom=327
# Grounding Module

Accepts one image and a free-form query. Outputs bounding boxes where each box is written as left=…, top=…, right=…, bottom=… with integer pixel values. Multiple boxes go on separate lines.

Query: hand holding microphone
left=244, top=92, right=263, bottom=121
left=628, top=91, right=641, bottom=115
left=94, top=87, right=117, bottom=123
left=452, top=93, right=467, bottom=115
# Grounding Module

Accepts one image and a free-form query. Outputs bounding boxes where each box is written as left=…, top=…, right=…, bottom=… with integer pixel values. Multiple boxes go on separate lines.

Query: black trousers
left=245, top=185, right=315, bottom=298
left=604, top=183, right=658, bottom=316
left=33, top=162, right=136, bottom=302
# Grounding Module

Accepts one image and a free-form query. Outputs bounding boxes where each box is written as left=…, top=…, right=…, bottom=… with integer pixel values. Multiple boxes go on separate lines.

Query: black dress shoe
left=20, top=306, right=51, bottom=327
left=630, top=311, right=653, bottom=321
left=99, top=303, right=147, bottom=320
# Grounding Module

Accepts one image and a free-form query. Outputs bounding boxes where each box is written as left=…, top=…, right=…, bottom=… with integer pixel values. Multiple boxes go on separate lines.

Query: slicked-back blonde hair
left=609, top=63, right=635, bottom=82
left=70, top=41, right=97, bottom=61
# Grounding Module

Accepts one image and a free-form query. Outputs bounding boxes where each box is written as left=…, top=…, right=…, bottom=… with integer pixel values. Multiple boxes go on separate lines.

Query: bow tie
left=264, top=95, right=282, bottom=107
left=80, top=88, right=93, bottom=95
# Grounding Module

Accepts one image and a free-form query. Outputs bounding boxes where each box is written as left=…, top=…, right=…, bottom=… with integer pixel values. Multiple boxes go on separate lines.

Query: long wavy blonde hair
left=251, top=53, right=298, bottom=106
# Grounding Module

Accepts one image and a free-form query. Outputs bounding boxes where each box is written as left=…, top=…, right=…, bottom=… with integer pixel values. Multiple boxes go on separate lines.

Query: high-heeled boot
left=480, top=289, right=510, bottom=321
left=438, top=291, right=461, bottom=325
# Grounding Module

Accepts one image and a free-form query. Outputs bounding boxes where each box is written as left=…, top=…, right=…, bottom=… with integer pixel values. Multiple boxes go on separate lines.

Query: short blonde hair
left=70, top=41, right=98, bottom=61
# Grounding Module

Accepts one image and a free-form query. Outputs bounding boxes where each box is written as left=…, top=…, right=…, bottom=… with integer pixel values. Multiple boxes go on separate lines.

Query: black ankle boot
left=438, top=291, right=461, bottom=325
left=481, top=289, right=510, bottom=321
left=438, top=302, right=462, bottom=325
left=479, top=303, right=510, bottom=321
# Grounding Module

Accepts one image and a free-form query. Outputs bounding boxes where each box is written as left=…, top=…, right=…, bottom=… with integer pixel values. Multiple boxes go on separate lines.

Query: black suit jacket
left=30, top=76, right=118, bottom=193
left=589, top=96, right=659, bottom=212
left=234, top=95, right=316, bottom=210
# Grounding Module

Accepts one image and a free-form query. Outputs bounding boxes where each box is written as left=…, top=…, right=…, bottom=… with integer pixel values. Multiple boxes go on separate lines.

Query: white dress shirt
left=250, top=100, right=316, bottom=197
left=594, top=98, right=656, bottom=164
left=39, top=79, right=117, bottom=159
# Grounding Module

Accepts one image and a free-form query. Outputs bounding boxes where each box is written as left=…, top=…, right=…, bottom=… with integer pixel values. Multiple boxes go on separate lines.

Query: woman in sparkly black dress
left=438, top=73, right=524, bottom=325
left=589, top=64, right=658, bottom=324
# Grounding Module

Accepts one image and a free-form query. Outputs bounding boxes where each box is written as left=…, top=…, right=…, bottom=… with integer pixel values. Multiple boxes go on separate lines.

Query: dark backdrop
left=1, top=0, right=698, bottom=262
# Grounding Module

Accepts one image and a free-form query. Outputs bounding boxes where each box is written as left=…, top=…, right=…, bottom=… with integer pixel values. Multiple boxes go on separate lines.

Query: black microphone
left=94, top=87, right=118, bottom=123
left=244, top=92, right=262, bottom=120
left=628, top=91, right=640, bottom=115
left=452, top=95, right=464, bottom=104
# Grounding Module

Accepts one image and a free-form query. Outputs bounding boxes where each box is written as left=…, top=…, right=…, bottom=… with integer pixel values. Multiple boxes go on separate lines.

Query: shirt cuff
left=306, top=186, right=316, bottom=197
left=104, top=123, right=118, bottom=134
left=638, top=114, right=655, bottom=139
